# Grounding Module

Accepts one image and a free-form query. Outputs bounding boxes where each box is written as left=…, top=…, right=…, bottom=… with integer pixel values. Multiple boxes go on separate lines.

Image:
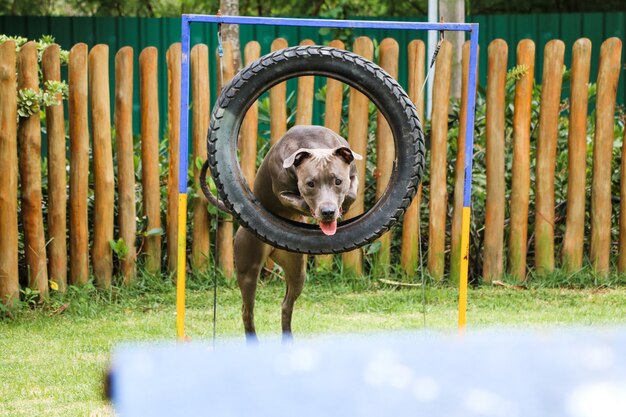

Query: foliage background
left=1, top=0, right=625, bottom=17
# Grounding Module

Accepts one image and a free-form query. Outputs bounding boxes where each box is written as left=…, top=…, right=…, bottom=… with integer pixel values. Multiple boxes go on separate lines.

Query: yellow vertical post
left=176, top=193, right=188, bottom=339
left=177, top=18, right=191, bottom=340
left=458, top=26, right=480, bottom=332
left=458, top=207, right=471, bottom=331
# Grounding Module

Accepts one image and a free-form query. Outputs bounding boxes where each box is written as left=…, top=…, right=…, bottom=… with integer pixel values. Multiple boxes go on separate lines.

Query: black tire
left=208, top=45, right=425, bottom=255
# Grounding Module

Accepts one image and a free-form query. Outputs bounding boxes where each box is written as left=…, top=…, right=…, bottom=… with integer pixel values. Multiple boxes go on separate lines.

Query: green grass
left=1, top=271, right=626, bottom=416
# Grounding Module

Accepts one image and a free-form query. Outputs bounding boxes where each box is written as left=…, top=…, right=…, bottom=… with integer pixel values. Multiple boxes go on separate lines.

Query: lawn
left=1, top=273, right=626, bottom=417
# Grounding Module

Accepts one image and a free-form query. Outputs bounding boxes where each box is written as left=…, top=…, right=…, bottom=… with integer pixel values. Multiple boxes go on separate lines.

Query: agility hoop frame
left=177, top=15, right=479, bottom=339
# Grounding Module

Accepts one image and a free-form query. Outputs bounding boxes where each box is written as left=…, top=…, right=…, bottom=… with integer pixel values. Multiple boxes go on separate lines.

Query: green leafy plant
left=17, top=79, right=68, bottom=118
left=1, top=35, right=69, bottom=120
left=0, top=34, right=68, bottom=65
left=0, top=34, right=27, bottom=50
left=42, top=79, right=68, bottom=104
left=20, top=287, right=40, bottom=307
left=109, top=238, right=130, bottom=260
left=17, top=87, right=41, bottom=118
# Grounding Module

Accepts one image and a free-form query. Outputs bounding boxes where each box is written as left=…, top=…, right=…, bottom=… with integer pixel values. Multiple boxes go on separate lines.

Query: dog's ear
left=283, top=149, right=312, bottom=168
left=334, top=147, right=363, bottom=164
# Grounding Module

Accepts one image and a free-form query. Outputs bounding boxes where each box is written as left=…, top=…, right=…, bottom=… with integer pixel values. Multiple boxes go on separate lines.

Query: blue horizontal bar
left=183, top=15, right=475, bottom=32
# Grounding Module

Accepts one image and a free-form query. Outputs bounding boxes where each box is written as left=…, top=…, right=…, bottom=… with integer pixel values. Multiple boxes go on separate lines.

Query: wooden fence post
left=115, top=46, right=137, bottom=284
left=191, top=44, right=211, bottom=270
left=534, top=40, right=564, bottom=274
left=322, top=39, right=346, bottom=135
left=42, top=44, right=68, bottom=292
left=90, top=44, right=114, bottom=288
left=18, top=41, right=48, bottom=298
left=68, top=43, right=90, bottom=285
left=508, top=39, right=535, bottom=281
left=216, top=41, right=235, bottom=278
left=166, top=43, right=181, bottom=275
left=240, top=41, right=261, bottom=189
left=401, top=40, right=425, bottom=276
left=590, top=38, right=622, bottom=274
left=317, top=39, right=345, bottom=270
left=482, top=39, right=508, bottom=283
left=270, top=38, right=288, bottom=146
left=374, top=38, right=399, bottom=275
left=296, top=39, right=315, bottom=126
left=428, top=39, right=452, bottom=281
left=620, top=127, right=626, bottom=273
left=449, top=40, right=472, bottom=284
left=342, top=36, right=373, bottom=276
left=0, top=40, right=19, bottom=305
left=139, top=47, right=162, bottom=274
left=562, top=38, right=591, bottom=272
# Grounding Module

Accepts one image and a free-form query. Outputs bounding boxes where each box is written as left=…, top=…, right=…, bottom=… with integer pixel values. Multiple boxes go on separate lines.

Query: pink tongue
left=319, top=219, right=337, bottom=236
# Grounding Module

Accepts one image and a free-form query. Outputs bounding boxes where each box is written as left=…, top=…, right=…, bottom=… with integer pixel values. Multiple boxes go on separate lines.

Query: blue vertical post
left=458, top=24, right=480, bottom=331
left=176, top=16, right=191, bottom=340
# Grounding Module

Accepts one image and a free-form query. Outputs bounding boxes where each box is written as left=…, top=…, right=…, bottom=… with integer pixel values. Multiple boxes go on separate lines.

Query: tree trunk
left=438, top=0, right=464, bottom=99
left=220, top=0, right=241, bottom=70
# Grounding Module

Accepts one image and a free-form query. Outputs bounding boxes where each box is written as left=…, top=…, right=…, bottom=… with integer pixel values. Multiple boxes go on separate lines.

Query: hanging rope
left=419, top=20, right=446, bottom=99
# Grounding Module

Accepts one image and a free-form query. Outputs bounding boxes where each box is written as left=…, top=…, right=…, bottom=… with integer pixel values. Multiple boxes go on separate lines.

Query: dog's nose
left=320, top=207, right=336, bottom=219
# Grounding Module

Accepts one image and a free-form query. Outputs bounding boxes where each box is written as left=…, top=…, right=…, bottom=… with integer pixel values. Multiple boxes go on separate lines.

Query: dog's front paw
left=278, top=191, right=310, bottom=215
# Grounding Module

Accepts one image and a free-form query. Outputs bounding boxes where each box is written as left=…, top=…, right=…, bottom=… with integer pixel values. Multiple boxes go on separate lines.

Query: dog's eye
left=335, top=178, right=342, bottom=186
left=307, top=181, right=315, bottom=188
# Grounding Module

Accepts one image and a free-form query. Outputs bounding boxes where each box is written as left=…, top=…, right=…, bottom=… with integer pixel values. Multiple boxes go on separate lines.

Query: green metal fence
left=1, top=13, right=624, bottom=136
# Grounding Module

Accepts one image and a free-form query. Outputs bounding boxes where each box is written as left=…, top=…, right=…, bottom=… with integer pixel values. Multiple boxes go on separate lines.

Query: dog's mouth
left=318, top=219, right=337, bottom=236
left=309, top=208, right=339, bottom=236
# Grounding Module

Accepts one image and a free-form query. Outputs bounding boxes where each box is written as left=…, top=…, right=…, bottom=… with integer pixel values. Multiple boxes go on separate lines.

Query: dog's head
left=282, top=146, right=362, bottom=236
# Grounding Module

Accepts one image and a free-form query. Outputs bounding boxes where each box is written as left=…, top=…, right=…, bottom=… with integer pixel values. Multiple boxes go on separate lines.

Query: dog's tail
left=199, top=160, right=231, bottom=213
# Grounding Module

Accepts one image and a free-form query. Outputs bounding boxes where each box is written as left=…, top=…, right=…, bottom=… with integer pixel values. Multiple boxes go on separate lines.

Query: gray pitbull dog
left=234, top=125, right=362, bottom=341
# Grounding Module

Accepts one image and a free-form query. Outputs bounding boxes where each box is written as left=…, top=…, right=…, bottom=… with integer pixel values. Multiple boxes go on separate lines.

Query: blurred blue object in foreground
left=109, top=329, right=626, bottom=417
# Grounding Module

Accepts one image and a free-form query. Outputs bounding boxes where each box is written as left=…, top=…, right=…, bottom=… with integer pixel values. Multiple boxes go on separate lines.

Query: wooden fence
left=0, top=35, right=624, bottom=305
